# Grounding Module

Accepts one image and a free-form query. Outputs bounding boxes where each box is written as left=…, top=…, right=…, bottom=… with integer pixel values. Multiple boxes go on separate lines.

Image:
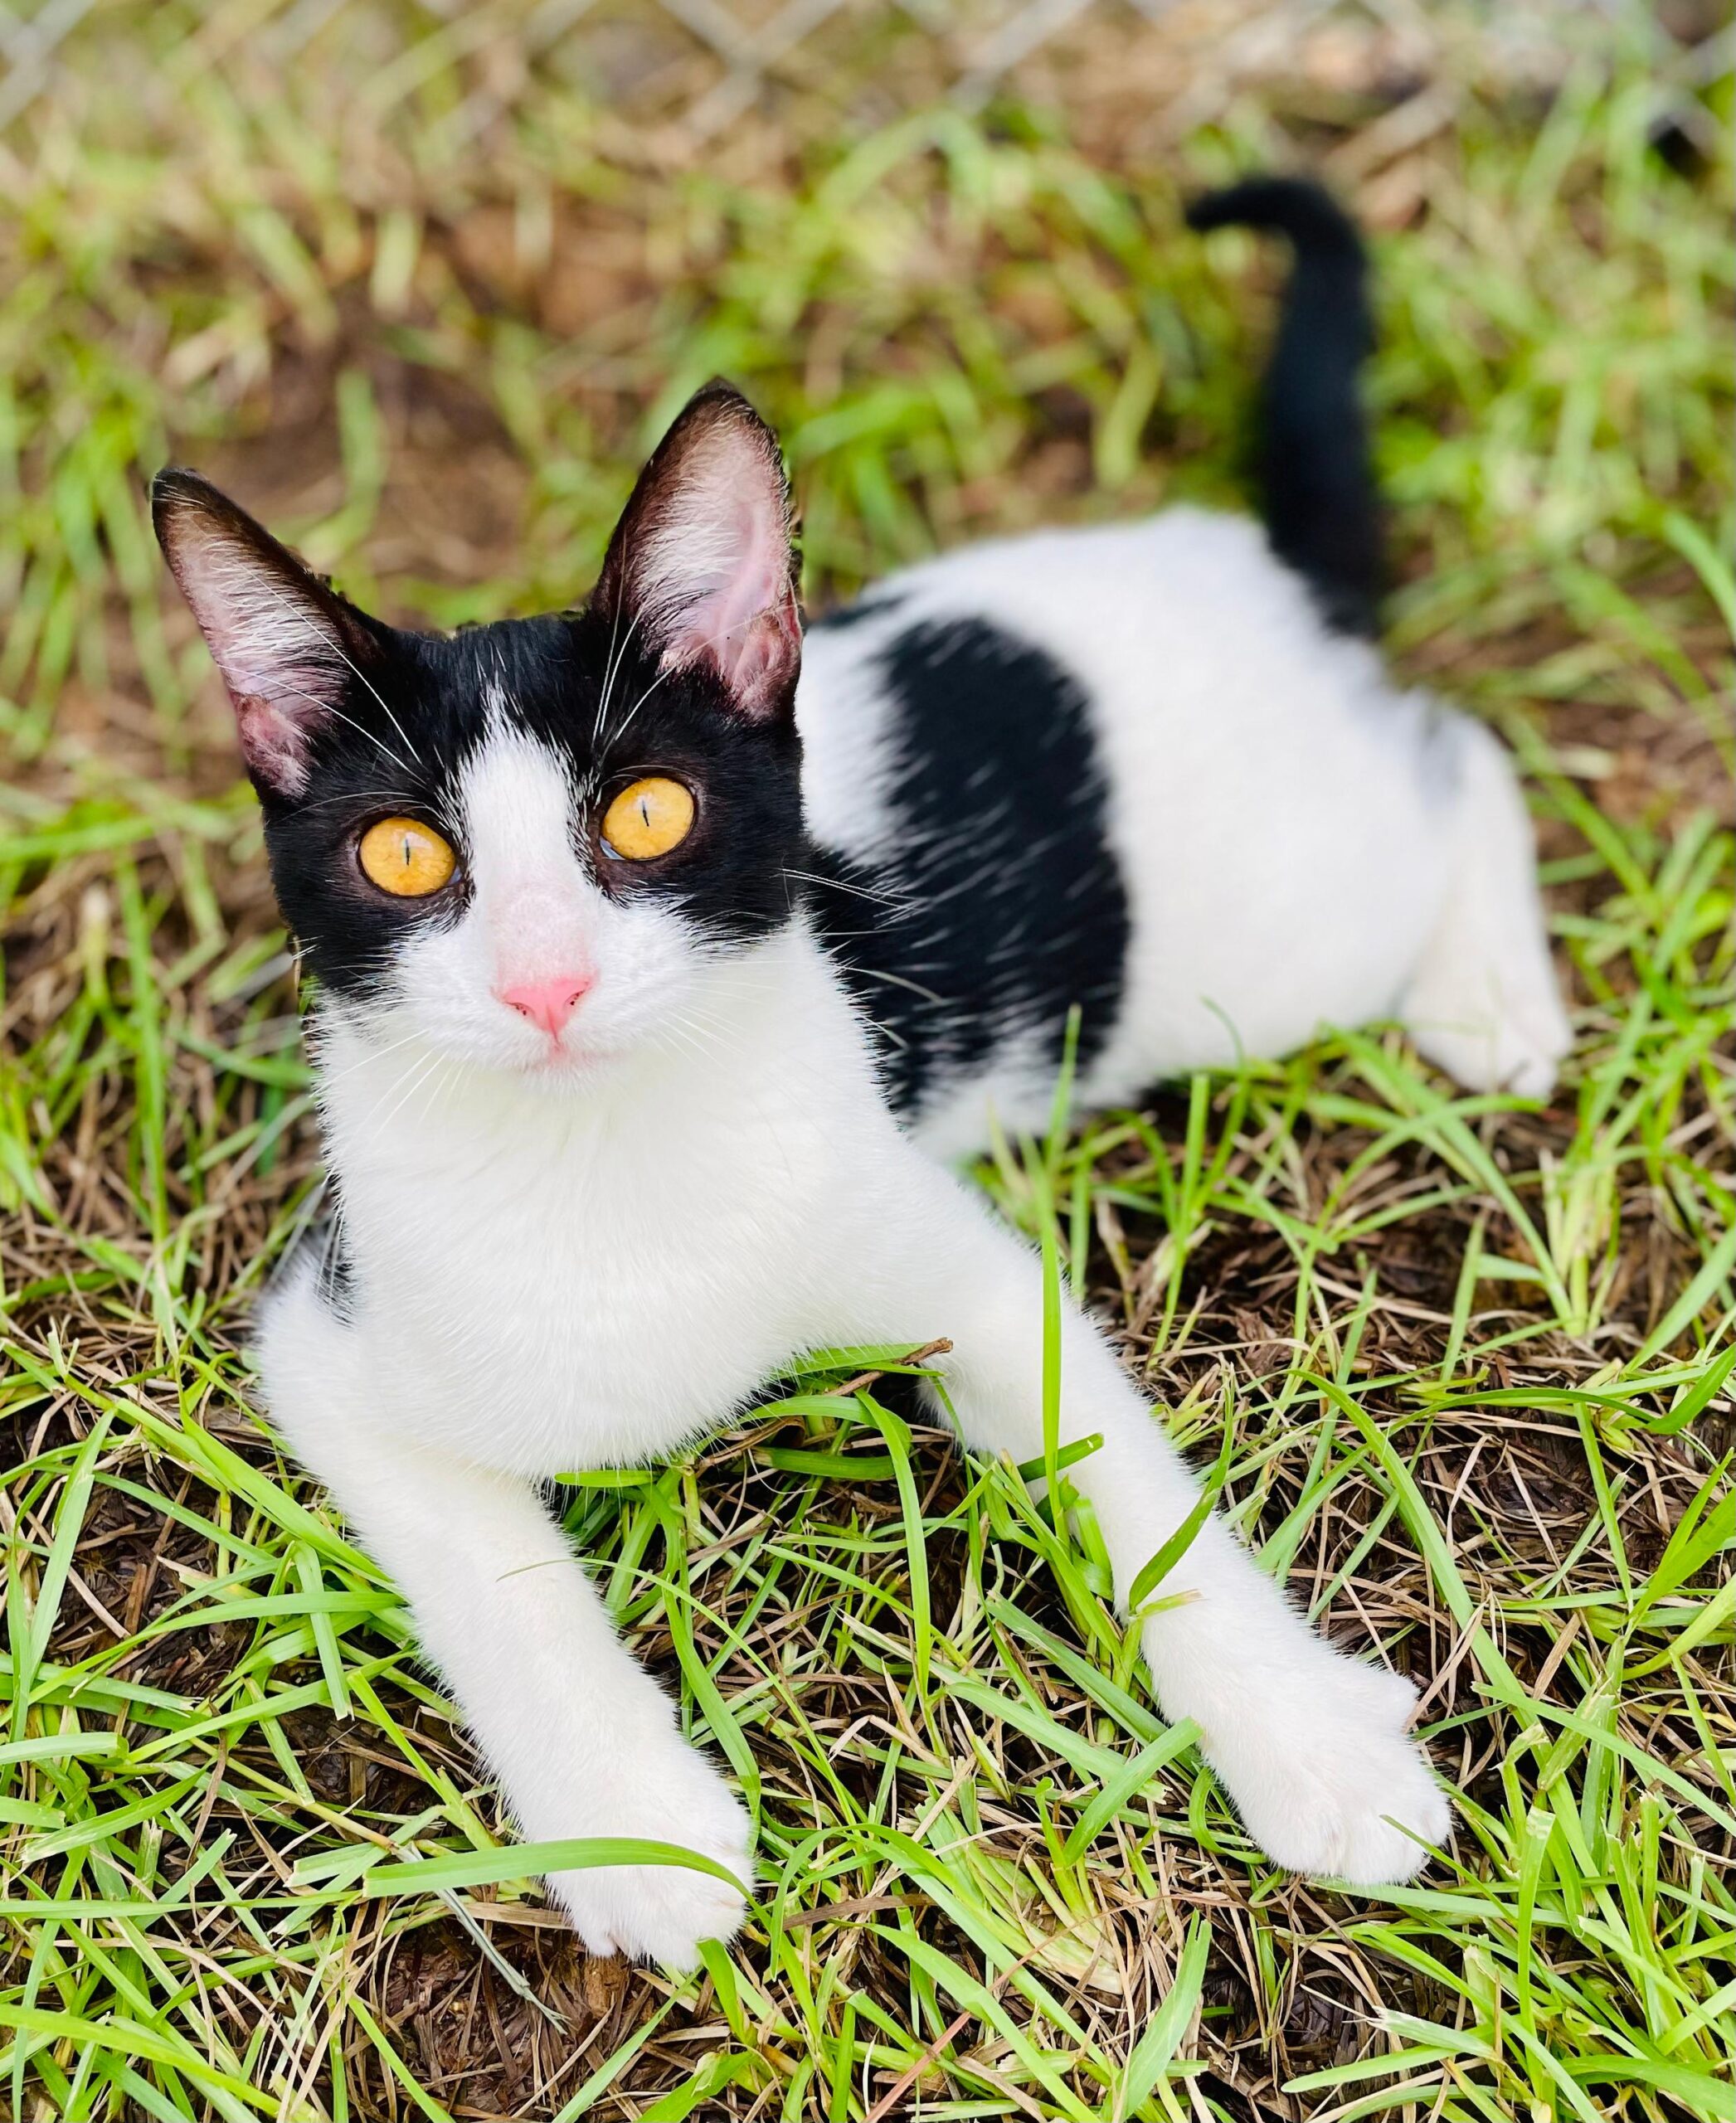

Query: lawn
left=2, top=3, right=1733, bottom=2118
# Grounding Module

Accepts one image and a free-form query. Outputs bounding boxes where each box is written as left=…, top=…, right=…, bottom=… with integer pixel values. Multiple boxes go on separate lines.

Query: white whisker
left=247, top=577, right=425, bottom=770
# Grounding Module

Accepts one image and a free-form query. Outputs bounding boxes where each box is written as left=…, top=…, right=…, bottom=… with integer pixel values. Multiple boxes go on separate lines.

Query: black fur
left=1188, top=177, right=1384, bottom=639
left=806, top=615, right=1129, bottom=1118
left=247, top=614, right=806, bottom=1003
left=292, top=1210, right=356, bottom=1319
left=810, top=590, right=906, bottom=633
left=151, top=391, right=808, bottom=1008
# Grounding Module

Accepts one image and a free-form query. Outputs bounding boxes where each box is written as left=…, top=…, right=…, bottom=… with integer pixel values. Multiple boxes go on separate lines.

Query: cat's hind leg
left=1399, top=721, right=1571, bottom=1100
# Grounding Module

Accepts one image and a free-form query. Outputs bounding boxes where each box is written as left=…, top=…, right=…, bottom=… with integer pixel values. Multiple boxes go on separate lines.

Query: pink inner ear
left=649, top=477, right=800, bottom=719
left=203, top=624, right=350, bottom=795
left=664, top=587, right=799, bottom=721
left=168, top=533, right=353, bottom=794
left=232, top=684, right=329, bottom=796
left=722, top=606, right=801, bottom=720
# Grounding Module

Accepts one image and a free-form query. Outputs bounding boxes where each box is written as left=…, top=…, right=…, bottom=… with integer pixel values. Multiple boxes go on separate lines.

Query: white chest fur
left=315, top=927, right=890, bottom=1474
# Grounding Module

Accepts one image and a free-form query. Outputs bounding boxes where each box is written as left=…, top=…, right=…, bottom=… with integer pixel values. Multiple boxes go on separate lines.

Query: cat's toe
left=1302, top=1731, right=1452, bottom=1885
left=552, top=1840, right=751, bottom=1967
left=1206, top=1657, right=1451, bottom=1887
left=546, top=1764, right=754, bottom=1967
left=607, top=1866, right=749, bottom=1968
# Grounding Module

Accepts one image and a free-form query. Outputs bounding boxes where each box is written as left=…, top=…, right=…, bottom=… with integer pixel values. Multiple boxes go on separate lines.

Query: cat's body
left=154, top=181, right=1567, bottom=1966
left=801, top=504, right=1560, bottom=1159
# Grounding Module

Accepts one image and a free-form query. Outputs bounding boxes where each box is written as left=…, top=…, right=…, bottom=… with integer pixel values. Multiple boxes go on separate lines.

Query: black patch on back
left=807, top=618, right=1130, bottom=1116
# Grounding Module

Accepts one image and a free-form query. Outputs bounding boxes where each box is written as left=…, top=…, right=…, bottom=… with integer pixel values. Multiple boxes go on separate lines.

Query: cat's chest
left=329, top=1083, right=853, bottom=1470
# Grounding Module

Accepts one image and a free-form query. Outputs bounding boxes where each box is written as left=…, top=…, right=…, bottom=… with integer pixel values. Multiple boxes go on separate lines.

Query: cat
left=152, top=179, right=1564, bottom=1966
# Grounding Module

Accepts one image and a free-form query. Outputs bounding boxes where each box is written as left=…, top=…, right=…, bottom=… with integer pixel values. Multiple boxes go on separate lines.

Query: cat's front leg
left=846, top=1159, right=1451, bottom=1884
left=256, top=1270, right=751, bottom=1965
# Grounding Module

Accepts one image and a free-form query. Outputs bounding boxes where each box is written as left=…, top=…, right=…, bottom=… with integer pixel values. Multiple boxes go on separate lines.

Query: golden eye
left=357, top=817, right=457, bottom=897
left=601, top=776, right=696, bottom=862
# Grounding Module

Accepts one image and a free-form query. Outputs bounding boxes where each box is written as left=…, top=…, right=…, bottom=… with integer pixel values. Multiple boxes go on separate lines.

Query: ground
left=1, top=3, right=1733, bottom=2119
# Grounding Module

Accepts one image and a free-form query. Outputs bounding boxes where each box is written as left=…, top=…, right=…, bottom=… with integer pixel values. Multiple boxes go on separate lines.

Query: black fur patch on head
left=807, top=617, right=1130, bottom=1116
left=252, top=615, right=805, bottom=1002
left=154, top=383, right=808, bottom=1008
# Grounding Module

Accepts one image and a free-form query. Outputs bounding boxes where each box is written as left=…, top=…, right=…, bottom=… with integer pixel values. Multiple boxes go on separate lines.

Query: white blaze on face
left=382, top=723, right=707, bottom=1076
left=460, top=726, right=599, bottom=999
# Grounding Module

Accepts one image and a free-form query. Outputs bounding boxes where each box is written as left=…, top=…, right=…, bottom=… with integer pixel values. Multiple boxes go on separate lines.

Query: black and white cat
left=154, top=182, right=1564, bottom=1966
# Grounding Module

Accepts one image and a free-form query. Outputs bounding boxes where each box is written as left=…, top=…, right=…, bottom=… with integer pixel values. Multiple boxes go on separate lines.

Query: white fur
left=797, top=614, right=908, bottom=864
left=798, top=508, right=1569, bottom=1156
left=380, top=723, right=713, bottom=1083
left=262, top=640, right=1505, bottom=1964
left=162, top=524, right=358, bottom=796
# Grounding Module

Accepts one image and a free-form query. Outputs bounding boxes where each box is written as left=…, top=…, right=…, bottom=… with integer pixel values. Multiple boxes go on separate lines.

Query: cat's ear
left=593, top=383, right=800, bottom=722
left=152, top=469, right=376, bottom=798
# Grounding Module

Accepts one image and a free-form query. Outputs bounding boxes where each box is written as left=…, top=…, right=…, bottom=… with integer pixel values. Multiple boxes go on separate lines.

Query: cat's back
left=800, top=506, right=1383, bottom=809
left=797, top=508, right=1462, bottom=1153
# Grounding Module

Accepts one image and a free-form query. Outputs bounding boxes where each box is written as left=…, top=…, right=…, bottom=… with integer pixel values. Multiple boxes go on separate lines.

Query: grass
left=2, top=2, right=1734, bottom=2117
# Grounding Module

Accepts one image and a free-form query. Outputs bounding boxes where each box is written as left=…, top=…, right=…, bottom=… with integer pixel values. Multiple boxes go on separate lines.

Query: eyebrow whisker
left=599, top=605, right=772, bottom=753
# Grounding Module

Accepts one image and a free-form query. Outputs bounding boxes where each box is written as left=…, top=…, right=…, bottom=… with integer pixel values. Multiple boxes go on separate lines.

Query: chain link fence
left=3, top=0, right=1729, bottom=156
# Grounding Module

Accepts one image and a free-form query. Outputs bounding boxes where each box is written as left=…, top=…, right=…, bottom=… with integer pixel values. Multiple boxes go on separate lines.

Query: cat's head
left=153, top=384, right=805, bottom=1084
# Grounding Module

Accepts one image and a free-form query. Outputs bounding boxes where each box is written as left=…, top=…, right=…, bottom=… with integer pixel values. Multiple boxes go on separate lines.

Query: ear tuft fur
left=593, top=385, right=800, bottom=722
left=152, top=470, right=372, bottom=796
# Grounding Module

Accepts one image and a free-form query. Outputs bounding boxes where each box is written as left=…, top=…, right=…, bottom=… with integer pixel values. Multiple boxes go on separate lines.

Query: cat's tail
left=1186, top=176, right=1382, bottom=639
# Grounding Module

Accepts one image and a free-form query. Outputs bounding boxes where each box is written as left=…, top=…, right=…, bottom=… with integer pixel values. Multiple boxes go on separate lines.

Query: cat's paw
left=1203, top=1654, right=1450, bottom=1887
left=1410, top=979, right=1571, bottom=1103
left=544, top=1746, right=754, bottom=1968
left=1400, top=725, right=1573, bottom=1105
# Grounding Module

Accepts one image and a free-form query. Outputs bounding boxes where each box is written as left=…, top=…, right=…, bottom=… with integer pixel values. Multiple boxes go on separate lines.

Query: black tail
left=1187, top=177, right=1383, bottom=639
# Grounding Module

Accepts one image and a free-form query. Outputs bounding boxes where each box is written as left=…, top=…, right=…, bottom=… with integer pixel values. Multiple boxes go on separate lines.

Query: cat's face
left=153, top=386, right=805, bottom=1084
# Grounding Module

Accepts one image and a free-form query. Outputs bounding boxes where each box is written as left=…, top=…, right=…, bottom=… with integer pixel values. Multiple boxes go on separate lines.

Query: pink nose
left=498, top=974, right=593, bottom=1037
